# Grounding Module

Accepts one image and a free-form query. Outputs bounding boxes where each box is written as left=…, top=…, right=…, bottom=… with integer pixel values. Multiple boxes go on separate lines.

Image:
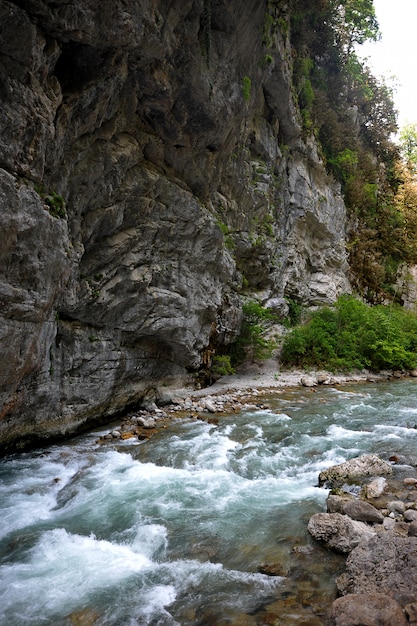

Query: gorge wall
left=0, top=0, right=351, bottom=452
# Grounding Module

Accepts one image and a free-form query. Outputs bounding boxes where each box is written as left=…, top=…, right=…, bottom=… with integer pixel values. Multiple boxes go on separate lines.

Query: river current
left=1, top=379, right=417, bottom=625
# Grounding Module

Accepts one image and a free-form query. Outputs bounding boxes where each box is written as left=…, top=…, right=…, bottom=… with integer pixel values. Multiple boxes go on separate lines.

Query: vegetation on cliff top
left=289, top=0, right=417, bottom=303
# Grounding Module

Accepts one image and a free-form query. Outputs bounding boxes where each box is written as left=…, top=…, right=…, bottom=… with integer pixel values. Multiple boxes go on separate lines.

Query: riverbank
left=99, top=360, right=409, bottom=443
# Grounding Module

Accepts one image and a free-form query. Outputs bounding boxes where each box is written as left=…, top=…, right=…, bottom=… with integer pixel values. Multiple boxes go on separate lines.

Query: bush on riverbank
left=281, top=295, right=417, bottom=371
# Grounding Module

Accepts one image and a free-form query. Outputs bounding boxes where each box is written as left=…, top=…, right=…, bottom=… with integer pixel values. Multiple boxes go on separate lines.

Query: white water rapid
left=1, top=379, right=417, bottom=625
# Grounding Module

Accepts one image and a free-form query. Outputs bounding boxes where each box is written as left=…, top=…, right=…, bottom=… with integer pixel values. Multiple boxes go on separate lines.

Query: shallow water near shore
left=1, top=378, right=417, bottom=625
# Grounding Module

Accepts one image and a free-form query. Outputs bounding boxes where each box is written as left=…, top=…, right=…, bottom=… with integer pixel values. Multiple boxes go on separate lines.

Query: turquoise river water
left=1, top=379, right=417, bottom=625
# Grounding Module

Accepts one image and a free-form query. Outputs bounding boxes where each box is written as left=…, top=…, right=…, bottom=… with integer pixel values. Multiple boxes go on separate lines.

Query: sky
left=357, top=0, right=417, bottom=129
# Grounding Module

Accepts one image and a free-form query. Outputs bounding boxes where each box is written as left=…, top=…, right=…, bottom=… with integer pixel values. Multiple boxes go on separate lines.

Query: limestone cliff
left=0, top=0, right=350, bottom=452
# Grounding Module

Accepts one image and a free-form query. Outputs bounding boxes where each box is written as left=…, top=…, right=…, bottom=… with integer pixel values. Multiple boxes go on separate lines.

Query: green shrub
left=34, top=183, right=66, bottom=219
left=242, top=76, right=252, bottom=103
left=281, top=295, right=417, bottom=372
left=284, top=298, right=303, bottom=327
left=231, top=300, right=278, bottom=365
left=211, top=355, right=235, bottom=377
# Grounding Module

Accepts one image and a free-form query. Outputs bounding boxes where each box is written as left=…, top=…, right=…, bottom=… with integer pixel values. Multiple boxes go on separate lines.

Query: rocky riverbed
left=97, top=366, right=417, bottom=625
left=308, top=453, right=417, bottom=625
left=97, top=363, right=411, bottom=444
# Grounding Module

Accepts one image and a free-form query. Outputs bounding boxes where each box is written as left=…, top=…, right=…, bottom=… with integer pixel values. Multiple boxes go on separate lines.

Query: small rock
left=257, top=562, right=286, bottom=577
left=301, top=376, right=316, bottom=387
left=404, top=477, right=417, bottom=486
left=111, top=430, right=121, bottom=438
left=327, top=493, right=355, bottom=513
left=203, top=399, right=217, bottom=413
left=307, top=512, right=375, bottom=553
left=387, top=500, right=406, bottom=514
left=409, top=521, right=417, bottom=537
left=363, top=476, right=386, bottom=498
left=404, top=509, right=417, bottom=522
left=383, top=517, right=396, bottom=530
left=137, top=417, right=156, bottom=429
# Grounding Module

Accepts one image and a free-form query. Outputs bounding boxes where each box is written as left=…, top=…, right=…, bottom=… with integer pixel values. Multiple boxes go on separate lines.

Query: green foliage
left=328, top=149, right=358, bottom=185
left=285, top=298, right=303, bottom=327
left=216, top=220, right=229, bottom=235
left=231, top=300, right=278, bottom=365
left=281, top=295, right=417, bottom=372
left=242, top=76, right=252, bottom=103
left=211, top=355, right=235, bottom=377
left=290, top=2, right=397, bottom=300
left=399, top=123, right=417, bottom=172
left=34, top=183, right=66, bottom=219
left=45, top=192, right=66, bottom=218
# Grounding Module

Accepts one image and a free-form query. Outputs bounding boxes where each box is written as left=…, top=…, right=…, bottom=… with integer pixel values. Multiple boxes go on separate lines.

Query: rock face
left=0, top=0, right=351, bottom=451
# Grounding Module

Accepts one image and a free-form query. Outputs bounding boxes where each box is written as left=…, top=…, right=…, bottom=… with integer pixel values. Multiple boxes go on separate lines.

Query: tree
left=332, top=0, right=380, bottom=56
left=399, top=123, right=417, bottom=172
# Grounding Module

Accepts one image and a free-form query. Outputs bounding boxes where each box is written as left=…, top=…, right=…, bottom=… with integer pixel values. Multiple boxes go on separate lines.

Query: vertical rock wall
left=0, top=0, right=350, bottom=451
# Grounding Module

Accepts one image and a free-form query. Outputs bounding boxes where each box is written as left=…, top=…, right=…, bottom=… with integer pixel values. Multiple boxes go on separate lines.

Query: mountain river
left=1, top=378, right=417, bottom=625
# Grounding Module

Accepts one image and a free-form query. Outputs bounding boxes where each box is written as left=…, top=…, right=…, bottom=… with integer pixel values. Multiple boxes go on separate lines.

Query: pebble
left=387, top=500, right=406, bottom=514
left=404, top=477, right=417, bottom=486
left=404, top=509, right=417, bottom=522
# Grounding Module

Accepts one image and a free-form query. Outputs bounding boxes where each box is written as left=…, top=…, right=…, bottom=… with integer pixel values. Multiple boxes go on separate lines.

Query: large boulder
left=328, top=593, right=407, bottom=626
left=318, top=454, right=393, bottom=488
left=336, top=534, right=417, bottom=607
left=327, top=494, right=384, bottom=523
left=341, top=499, right=384, bottom=524
left=307, top=512, right=375, bottom=553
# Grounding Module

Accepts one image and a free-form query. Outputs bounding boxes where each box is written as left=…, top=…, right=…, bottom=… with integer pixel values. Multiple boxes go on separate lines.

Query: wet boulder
left=336, top=533, right=417, bottom=607
left=328, top=593, right=406, bottom=626
left=341, top=499, right=384, bottom=524
left=318, top=454, right=393, bottom=488
left=307, top=512, right=376, bottom=553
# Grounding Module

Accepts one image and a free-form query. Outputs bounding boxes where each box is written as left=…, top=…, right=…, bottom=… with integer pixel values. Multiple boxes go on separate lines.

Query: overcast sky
left=357, top=0, right=417, bottom=129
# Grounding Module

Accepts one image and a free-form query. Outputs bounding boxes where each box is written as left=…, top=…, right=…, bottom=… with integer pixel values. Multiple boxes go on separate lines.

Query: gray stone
left=301, top=376, right=316, bottom=387
left=137, top=417, right=156, bottom=429
left=328, top=593, right=407, bottom=626
left=362, top=476, right=387, bottom=498
left=319, top=454, right=393, bottom=488
left=203, top=399, right=217, bottom=413
left=327, top=493, right=356, bottom=514
left=388, top=501, right=406, bottom=514
left=404, top=509, right=417, bottom=522
left=336, top=534, right=417, bottom=606
left=341, top=499, right=384, bottom=524
left=307, top=512, right=375, bottom=553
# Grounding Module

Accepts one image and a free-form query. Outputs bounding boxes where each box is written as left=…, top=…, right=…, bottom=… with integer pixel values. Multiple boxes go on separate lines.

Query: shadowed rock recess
left=0, top=0, right=350, bottom=452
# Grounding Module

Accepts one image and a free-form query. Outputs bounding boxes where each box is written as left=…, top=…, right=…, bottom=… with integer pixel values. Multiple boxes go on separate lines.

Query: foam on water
left=2, top=379, right=417, bottom=624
